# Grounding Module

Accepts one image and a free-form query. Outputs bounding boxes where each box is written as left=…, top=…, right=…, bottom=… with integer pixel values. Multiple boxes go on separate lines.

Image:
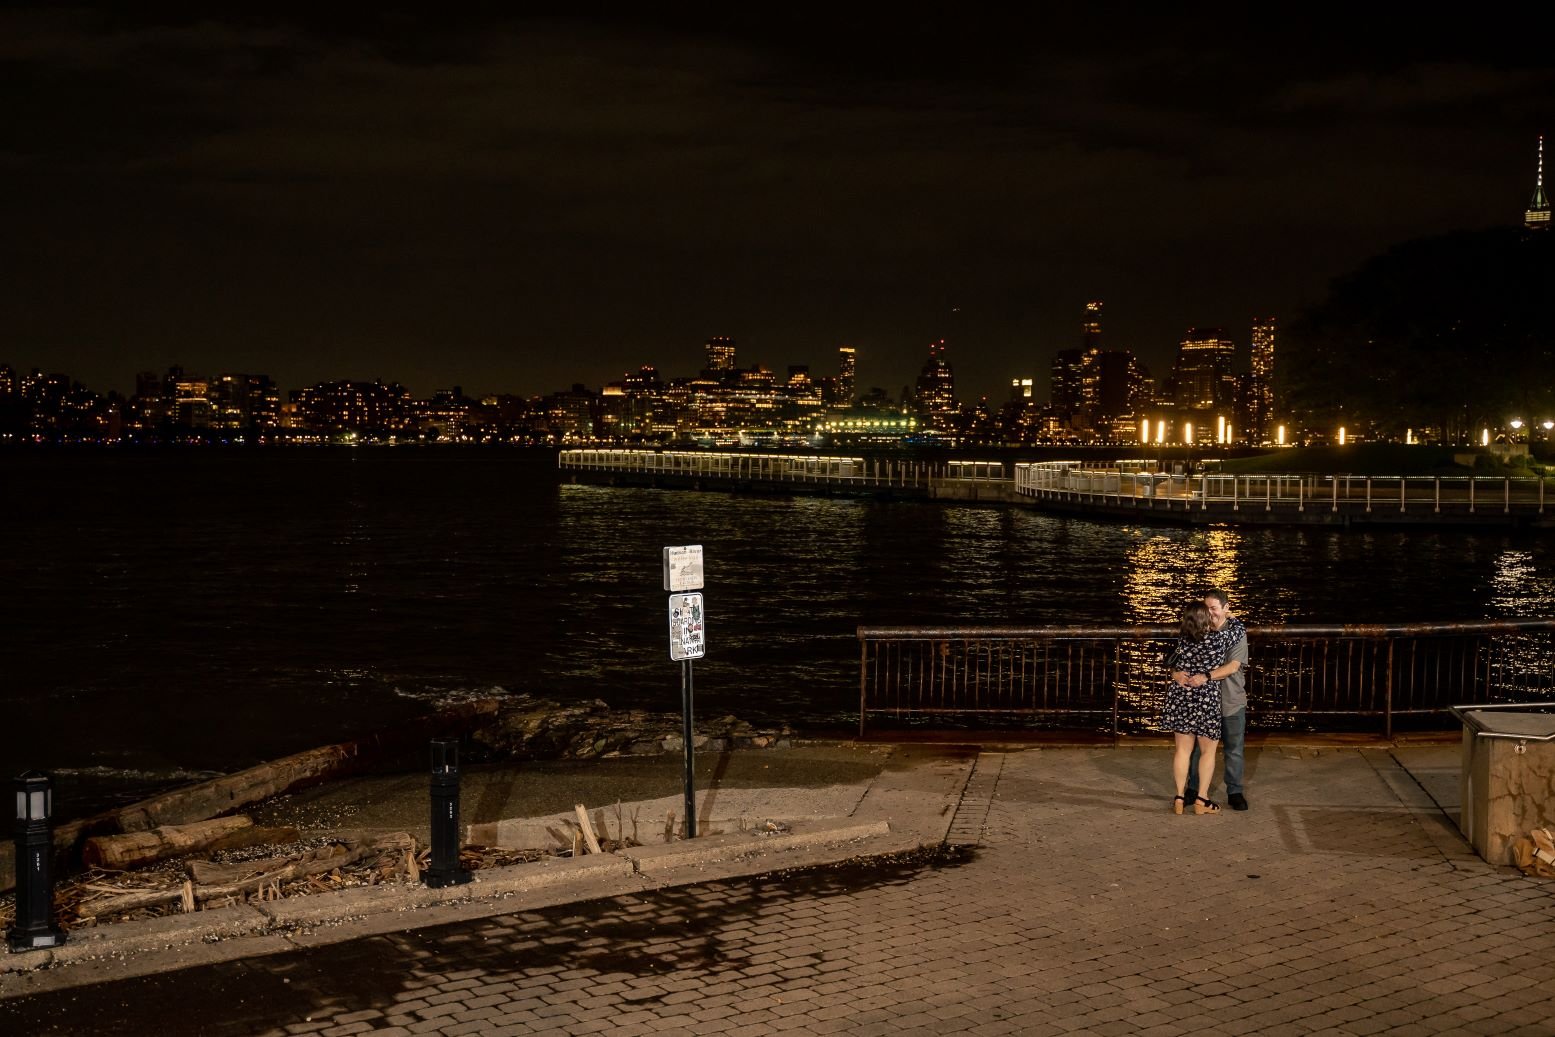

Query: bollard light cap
left=430, top=738, right=460, bottom=773
left=13, top=771, right=52, bottom=823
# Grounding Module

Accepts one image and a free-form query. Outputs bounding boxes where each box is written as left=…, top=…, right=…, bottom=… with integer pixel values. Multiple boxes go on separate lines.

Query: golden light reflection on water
left=1123, top=527, right=1244, bottom=624
left=1490, top=549, right=1555, bottom=615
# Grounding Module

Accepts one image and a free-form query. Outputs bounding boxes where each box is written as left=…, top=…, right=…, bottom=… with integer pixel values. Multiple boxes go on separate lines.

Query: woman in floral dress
left=1164, top=601, right=1227, bottom=815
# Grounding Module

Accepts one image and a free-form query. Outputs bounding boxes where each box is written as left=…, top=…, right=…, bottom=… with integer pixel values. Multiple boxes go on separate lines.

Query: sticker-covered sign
left=663, top=545, right=705, bottom=592
left=668, top=593, right=706, bottom=660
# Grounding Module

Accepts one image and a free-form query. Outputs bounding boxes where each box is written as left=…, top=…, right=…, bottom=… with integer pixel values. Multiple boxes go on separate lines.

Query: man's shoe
left=1228, top=793, right=1248, bottom=811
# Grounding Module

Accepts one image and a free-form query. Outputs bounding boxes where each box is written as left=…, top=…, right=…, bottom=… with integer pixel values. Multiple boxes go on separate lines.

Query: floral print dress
left=1163, top=632, right=1228, bottom=740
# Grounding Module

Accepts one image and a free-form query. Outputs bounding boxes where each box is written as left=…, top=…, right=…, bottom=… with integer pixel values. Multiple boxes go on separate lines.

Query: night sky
left=4, top=9, right=1552, bottom=402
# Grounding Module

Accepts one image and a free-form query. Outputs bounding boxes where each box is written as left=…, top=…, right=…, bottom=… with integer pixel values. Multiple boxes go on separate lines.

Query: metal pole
left=682, top=659, right=697, bottom=839
left=1384, top=641, right=1395, bottom=741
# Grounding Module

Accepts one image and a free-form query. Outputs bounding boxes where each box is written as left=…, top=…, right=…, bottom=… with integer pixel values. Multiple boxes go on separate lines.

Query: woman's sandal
left=1172, top=795, right=1186, bottom=815
left=1194, top=796, right=1222, bottom=815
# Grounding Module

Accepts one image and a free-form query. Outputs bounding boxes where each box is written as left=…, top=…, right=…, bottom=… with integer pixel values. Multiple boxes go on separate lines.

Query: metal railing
left=1015, top=462, right=1551, bottom=517
left=857, top=620, right=1555, bottom=737
left=559, top=448, right=954, bottom=488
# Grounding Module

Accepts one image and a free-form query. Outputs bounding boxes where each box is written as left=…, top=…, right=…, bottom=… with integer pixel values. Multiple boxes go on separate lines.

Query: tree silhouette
left=1282, top=228, right=1555, bottom=442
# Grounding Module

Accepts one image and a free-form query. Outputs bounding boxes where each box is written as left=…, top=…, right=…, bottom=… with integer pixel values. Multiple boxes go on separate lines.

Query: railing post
left=1365, top=476, right=1372, bottom=513
left=1111, top=641, right=1121, bottom=743
left=1435, top=476, right=1441, bottom=513
left=1469, top=476, right=1475, bottom=513
left=1332, top=475, right=1339, bottom=513
left=859, top=636, right=869, bottom=738
left=1384, top=640, right=1395, bottom=741
left=1505, top=477, right=1511, bottom=514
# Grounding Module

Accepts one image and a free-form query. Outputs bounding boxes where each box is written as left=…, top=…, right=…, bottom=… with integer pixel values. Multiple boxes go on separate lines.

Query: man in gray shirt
left=1175, top=588, right=1249, bottom=810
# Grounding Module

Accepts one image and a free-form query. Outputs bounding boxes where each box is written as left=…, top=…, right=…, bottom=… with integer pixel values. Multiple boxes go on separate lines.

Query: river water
left=4, top=448, right=1554, bottom=816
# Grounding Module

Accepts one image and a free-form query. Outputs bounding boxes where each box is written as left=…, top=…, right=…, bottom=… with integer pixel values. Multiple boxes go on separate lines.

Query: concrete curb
left=0, top=816, right=911, bottom=999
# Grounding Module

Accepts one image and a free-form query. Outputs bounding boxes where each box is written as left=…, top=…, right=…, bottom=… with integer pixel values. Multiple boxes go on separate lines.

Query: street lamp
left=9, top=771, right=67, bottom=952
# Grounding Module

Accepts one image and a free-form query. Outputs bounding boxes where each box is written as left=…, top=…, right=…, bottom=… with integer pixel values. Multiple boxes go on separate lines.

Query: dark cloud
left=2, top=8, right=1552, bottom=400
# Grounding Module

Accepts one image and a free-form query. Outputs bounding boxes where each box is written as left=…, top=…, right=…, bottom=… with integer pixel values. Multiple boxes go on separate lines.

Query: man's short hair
left=1204, top=587, right=1229, bottom=608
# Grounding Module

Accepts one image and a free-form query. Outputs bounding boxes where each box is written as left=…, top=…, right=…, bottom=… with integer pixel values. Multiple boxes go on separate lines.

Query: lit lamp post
left=1510, top=418, right=1525, bottom=443
left=9, top=771, right=67, bottom=952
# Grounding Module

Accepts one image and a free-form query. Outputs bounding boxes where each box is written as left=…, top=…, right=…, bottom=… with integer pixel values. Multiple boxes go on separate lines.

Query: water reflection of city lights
left=1123, top=528, right=1243, bottom=624
left=1490, top=549, right=1555, bottom=615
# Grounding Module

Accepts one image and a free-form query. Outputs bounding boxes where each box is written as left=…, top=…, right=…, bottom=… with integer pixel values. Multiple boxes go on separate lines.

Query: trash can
left=1453, top=704, right=1555, bottom=866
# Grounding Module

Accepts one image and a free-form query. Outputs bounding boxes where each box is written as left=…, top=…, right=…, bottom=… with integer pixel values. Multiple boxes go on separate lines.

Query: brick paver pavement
left=3, top=746, right=1553, bottom=1035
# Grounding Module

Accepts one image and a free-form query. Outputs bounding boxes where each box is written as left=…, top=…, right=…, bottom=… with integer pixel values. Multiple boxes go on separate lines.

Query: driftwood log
left=82, top=818, right=301, bottom=871
left=0, top=698, right=500, bottom=894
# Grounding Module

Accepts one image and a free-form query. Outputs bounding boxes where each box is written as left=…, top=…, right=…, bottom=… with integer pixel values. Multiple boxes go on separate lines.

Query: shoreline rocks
left=472, top=694, right=794, bottom=760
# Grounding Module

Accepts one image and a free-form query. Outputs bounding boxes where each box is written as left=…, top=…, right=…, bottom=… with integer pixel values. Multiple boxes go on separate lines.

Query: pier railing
left=857, top=620, right=1555, bottom=737
left=559, top=448, right=954, bottom=488
left=1015, top=462, right=1550, bottom=517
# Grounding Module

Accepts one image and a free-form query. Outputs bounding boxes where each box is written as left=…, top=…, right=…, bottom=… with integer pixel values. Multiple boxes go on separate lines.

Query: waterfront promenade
left=558, top=449, right=1555, bottom=528
left=4, top=740, right=1554, bottom=1035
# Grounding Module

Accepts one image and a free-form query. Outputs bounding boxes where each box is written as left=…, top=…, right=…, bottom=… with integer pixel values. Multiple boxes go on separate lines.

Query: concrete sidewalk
left=4, top=740, right=1555, bottom=1036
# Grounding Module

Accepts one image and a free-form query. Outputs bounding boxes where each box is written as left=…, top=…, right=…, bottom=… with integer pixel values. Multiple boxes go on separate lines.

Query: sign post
left=664, top=546, right=706, bottom=838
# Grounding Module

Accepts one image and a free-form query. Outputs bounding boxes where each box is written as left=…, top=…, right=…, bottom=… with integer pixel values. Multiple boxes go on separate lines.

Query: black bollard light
left=425, top=739, right=470, bottom=889
left=8, top=771, right=67, bottom=952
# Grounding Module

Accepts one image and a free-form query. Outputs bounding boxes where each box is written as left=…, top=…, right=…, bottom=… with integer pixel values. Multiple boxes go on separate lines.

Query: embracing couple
left=1165, top=588, right=1249, bottom=816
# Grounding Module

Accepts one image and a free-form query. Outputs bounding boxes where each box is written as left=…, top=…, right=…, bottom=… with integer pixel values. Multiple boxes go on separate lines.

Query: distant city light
left=1338, top=427, right=1346, bottom=446
left=1482, top=428, right=1491, bottom=446
left=1183, top=422, right=1193, bottom=445
left=1277, top=425, right=1286, bottom=446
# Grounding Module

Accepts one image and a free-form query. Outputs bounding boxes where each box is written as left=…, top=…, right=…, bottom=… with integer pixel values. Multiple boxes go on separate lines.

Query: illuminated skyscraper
left=1082, top=300, right=1103, bottom=350
left=1173, top=328, right=1237, bottom=410
left=1526, top=136, right=1550, bottom=232
left=837, top=345, right=856, bottom=404
left=705, top=336, right=736, bottom=372
left=1249, top=318, right=1276, bottom=443
left=914, top=339, right=957, bottom=424
left=1050, top=349, right=1085, bottom=414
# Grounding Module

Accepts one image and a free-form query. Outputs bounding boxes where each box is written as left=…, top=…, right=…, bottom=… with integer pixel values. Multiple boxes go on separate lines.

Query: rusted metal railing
left=857, top=620, right=1555, bottom=737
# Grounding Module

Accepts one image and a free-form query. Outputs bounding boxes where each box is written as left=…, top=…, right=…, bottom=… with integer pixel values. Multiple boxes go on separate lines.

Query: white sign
left=663, top=544, right=705, bottom=592
left=668, top=593, right=706, bottom=661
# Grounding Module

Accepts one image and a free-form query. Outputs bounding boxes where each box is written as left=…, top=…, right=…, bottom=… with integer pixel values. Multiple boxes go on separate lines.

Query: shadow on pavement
left=0, top=846, right=975, bottom=1037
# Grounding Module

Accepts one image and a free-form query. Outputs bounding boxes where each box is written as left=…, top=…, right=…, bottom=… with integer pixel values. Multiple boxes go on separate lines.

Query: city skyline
left=2, top=10, right=1552, bottom=401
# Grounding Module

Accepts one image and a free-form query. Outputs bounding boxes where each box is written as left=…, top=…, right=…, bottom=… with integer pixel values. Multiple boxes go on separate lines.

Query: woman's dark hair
left=1181, top=601, right=1212, bottom=641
